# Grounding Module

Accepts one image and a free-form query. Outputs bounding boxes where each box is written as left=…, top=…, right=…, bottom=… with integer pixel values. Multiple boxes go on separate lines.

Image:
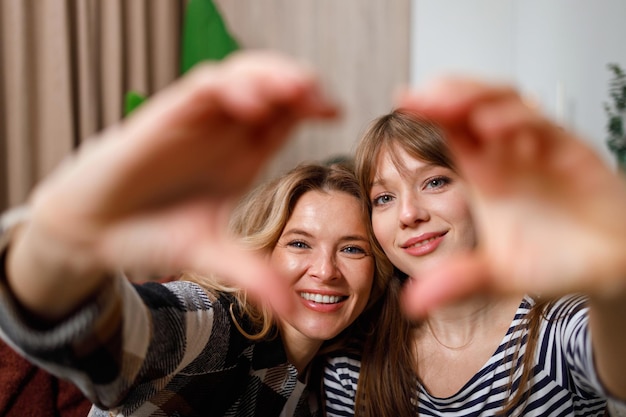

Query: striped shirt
left=324, top=296, right=610, bottom=416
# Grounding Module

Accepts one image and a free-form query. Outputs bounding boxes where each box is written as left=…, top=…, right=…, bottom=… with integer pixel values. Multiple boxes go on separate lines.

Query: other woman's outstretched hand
left=397, top=78, right=626, bottom=317
left=6, top=51, right=337, bottom=321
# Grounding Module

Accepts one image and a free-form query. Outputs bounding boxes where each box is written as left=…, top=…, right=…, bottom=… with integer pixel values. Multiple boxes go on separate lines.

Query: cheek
left=270, top=250, right=306, bottom=284
left=372, top=214, right=404, bottom=268
left=372, top=213, right=393, bottom=250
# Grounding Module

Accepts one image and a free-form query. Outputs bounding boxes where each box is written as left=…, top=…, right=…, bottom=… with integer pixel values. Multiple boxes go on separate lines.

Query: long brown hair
left=186, top=162, right=393, bottom=343
left=353, top=109, right=551, bottom=416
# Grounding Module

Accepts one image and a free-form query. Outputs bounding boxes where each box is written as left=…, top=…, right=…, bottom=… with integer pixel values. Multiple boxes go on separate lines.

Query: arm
left=3, top=50, right=337, bottom=324
left=397, top=78, right=626, bottom=399
left=589, top=294, right=626, bottom=399
left=0, top=262, right=244, bottom=411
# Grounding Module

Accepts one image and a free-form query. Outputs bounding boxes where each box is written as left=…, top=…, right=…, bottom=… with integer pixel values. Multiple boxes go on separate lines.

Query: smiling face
left=369, top=144, right=476, bottom=279
left=270, top=189, right=374, bottom=345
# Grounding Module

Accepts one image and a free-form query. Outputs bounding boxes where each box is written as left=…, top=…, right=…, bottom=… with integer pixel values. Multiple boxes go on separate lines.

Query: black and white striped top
left=324, top=296, right=609, bottom=416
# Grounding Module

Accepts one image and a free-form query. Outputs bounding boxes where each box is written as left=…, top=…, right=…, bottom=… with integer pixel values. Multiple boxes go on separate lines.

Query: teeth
left=300, top=292, right=345, bottom=304
left=409, top=236, right=438, bottom=248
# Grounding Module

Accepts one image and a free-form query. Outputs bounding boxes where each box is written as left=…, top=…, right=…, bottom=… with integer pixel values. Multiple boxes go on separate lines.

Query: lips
left=404, top=235, right=438, bottom=248
left=401, top=231, right=447, bottom=256
left=299, top=292, right=347, bottom=304
left=402, top=231, right=446, bottom=248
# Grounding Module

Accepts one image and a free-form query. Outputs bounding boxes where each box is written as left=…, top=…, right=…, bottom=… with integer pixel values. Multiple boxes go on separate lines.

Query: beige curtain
left=0, top=0, right=185, bottom=210
left=0, top=0, right=410, bottom=210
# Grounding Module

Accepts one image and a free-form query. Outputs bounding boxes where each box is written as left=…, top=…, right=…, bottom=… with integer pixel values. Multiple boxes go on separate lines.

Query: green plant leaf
left=124, top=91, right=147, bottom=117
left=181, top=0, right=240, bottom=74
left=609, top=115, right=624, bottom=137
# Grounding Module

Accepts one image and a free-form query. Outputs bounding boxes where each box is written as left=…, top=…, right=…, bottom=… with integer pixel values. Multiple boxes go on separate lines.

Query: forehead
left=373, top=143, right=432, bottom=182
left=291, top=190, right=363, bottom=216
left=286, top=190, right=367, bottom=231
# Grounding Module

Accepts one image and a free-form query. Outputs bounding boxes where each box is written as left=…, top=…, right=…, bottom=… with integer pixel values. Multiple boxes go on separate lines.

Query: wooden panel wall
left=214, top=0, right=411, bottom=177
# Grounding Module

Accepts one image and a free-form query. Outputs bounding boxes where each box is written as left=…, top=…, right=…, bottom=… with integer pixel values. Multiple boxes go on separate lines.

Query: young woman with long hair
left=325, top=79, right=626, bottom=416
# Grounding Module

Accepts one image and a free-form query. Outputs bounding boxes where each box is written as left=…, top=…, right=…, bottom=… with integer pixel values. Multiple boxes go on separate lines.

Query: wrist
left=4, top=208, right=108, bottom=322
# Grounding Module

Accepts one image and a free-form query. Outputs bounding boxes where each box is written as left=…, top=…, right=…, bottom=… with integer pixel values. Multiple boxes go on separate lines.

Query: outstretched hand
left=397, top=78, right=626, bottom=317
left=8, top=51, right=337, bottom=320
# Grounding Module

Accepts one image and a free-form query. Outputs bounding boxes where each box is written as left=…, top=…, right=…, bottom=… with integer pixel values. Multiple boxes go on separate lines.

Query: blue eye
left=425, top=176, right=451, bottom=190
left=341, top=245, right=368, bottom=258
left=342, top=246, right=365, bottom=254
left=372, top=194, right=394, bottom=207
left=287, top=240, right=310, bottom=249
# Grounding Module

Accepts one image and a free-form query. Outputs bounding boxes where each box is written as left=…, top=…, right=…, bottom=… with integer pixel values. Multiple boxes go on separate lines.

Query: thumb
left=188, top=240, right=294, bottom=315
left=401, top=253, right=491, bottom=318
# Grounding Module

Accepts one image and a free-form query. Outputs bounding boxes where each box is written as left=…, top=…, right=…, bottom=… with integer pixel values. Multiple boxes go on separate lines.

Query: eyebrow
left=370, top=177, right=386, bottom=188
left=282, top=229, right=369, bottom=243
left=372, top=162, right=442, bottom=188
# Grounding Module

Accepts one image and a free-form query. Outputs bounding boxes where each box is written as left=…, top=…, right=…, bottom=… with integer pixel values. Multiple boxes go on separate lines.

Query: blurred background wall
left=0, top=0, right=410, bottom=210
left=3, top=0, right=626, bottom=211
left=411, top=0, right=626, bottom=166
left=214, top=0, right=411, bottom=179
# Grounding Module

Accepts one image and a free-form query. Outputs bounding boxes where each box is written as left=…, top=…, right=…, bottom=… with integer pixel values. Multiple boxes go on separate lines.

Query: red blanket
left=0, top=340, right=92, bottom=417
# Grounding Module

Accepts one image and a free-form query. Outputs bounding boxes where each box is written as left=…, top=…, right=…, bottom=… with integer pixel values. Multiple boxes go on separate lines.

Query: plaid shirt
left=0, top=212, right=319, bottom=417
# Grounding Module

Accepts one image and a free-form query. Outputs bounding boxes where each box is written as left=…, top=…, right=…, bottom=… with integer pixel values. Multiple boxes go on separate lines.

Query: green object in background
left=124, top=90, right=147, bottom=117
left=604, top=63, right=626, bottom=173
left=123, top=0, right=239, bottom=118
left=181, top=0, right=239, bottom=74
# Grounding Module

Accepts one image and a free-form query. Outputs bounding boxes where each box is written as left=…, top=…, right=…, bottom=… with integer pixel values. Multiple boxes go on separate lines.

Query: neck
left=279, top=325, right=323, bottom=375
left=423, top=294, right=522, bottom=348
left=428, top=294, right=493, bottom=322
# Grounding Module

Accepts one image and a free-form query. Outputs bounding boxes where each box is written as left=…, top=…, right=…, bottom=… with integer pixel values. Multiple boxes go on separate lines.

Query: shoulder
left=515, top=295, right=590, bottom=353
left=534, top=294, right=589, bottom=338
left=323, top=350, right=361, bottom=414
left=325, top=350, right=362, bottom=371
left=127, top=280, right=241, bottom=355
left=324, top=337, right=363, bottom=369
left=529, top=295, right=607, bottom=399
left=543, top=294, right=589, bottom=318
left=323, top=343, right=362, bottom=390
left=132, top=279, right=235, bottom=314
left=520, top=294, right=588, bottom=327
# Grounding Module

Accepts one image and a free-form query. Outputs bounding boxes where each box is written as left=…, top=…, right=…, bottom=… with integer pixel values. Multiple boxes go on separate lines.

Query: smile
left=405, top=236, right=439, bottom=248
left=401, top=232, right=447, bottom=256
left=299, top=292, right=347, bottom=304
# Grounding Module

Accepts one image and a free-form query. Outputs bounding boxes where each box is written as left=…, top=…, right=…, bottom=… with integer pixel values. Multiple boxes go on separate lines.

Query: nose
left=309, top=250, right=340, bottom=282
left=399, top=194, right=429, bottom=228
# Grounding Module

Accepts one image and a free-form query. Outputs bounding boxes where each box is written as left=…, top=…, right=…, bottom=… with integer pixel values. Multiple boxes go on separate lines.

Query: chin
left=304, top=326, right=342, bottom=341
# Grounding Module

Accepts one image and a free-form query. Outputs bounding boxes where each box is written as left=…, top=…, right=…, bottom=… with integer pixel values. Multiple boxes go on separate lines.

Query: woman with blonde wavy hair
left=188, top=160, right=392, bottom=352
left=0, top=51, right=390, bottom=417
